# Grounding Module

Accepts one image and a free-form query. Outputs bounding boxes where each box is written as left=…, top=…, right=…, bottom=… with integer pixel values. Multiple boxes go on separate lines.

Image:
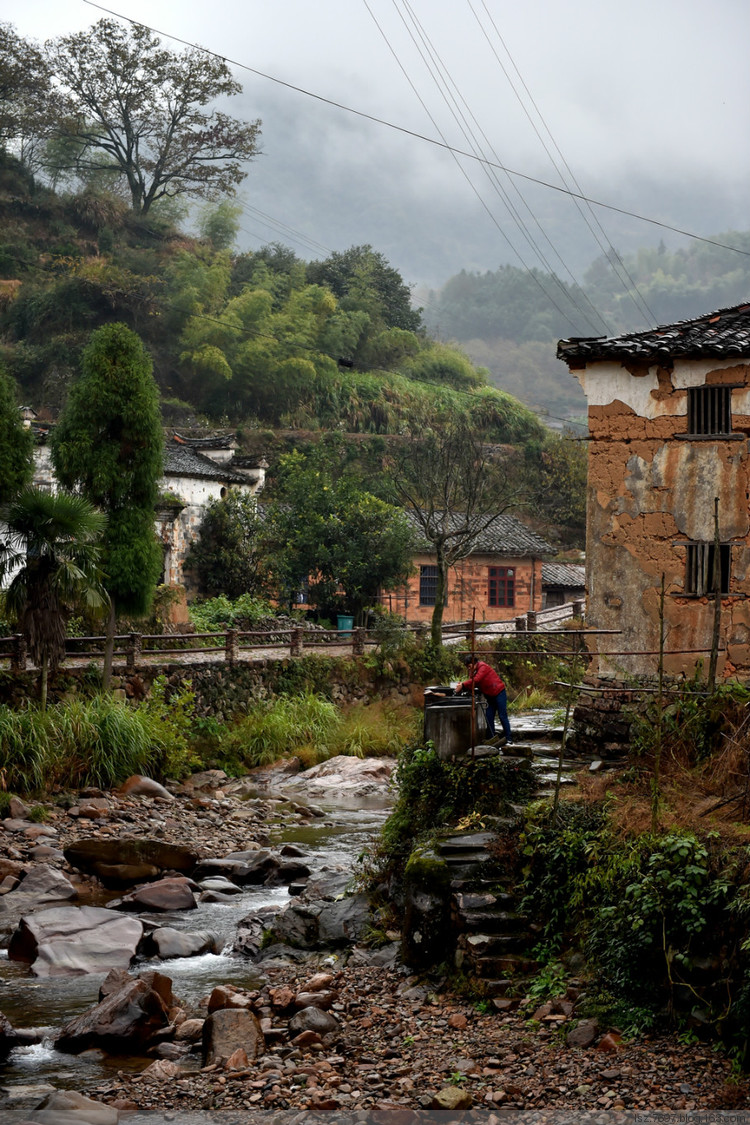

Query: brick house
left=379, top=514, right=553, bottom=625
left=557, top=302, right=750, bottom=680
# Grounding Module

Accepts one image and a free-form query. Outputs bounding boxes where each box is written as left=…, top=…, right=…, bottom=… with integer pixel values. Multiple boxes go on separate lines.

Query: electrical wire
left=395, top=0, right=611, bottom=336
left=471, top=0, right=658, bottom=328
left=79, top=0, right=750, bottom=262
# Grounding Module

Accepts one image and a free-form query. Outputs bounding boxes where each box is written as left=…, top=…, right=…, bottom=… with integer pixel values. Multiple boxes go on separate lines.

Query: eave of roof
left=163, top=445, right=249, bottom=484
left=557, top=301, right=750, bottom=365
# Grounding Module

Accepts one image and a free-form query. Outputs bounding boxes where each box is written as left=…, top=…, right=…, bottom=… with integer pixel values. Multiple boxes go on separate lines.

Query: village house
left=29, top=427, right=266, bottom=594
left=380, top=514, right=553, bottom=626
left=557, top=301, right=750, bottom=681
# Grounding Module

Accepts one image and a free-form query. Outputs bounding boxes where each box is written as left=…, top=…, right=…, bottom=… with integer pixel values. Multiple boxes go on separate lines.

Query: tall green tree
left=265, top=444, right=415, bottom=624
left=0, top=366, right=33, bottom=504
left=185, top=490, right=265, bottom=599
left=0, top=23, right=56, bottom=169
left=46, top=19, right=262, bottom=214
left=0, top=488, right=107, bottom=709
left=51, top=322, right=163, bottom=685
left=307, top=244, right=423, bottom=334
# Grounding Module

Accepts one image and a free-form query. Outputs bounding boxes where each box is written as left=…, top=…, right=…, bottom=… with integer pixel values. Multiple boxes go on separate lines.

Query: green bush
left=520, top=802, right=733, bottom=1004
left=378, top=742, right=537, bottom=877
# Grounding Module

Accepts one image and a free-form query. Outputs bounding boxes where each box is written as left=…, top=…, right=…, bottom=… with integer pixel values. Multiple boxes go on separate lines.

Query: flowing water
left=0, top=792, right=392, bottom=1091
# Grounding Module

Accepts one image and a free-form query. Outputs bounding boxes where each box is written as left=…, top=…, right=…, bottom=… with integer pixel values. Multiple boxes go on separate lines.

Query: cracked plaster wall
left=575, top=359, right=750, bottom=679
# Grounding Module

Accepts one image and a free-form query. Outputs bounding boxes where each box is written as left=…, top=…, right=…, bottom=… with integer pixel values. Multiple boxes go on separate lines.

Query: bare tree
left=46, top=19, right=261, bottom=214
left=389, top=421, right=520, bottom=646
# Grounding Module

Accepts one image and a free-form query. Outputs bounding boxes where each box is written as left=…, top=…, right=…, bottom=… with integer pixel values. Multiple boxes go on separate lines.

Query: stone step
left=458, top=932, right=532, bottom=956
left=475, top=953, right=539, bottom=977
left=457, top=909, right=527, bottom=933
left=441, top=850, right=493, bottom=867
left=452, top=891, right=514, bottom=911
left=438, top=832, right=498, bottom=853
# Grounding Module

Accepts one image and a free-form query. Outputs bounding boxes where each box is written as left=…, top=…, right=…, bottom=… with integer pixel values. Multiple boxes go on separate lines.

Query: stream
left=0, top=790, right=392, bottom=1093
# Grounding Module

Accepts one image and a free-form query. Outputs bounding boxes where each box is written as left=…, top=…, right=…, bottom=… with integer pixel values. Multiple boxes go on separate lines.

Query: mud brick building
left=381, top=514, right=553, bottom=626
left=558, top=302, right=750, bottom=682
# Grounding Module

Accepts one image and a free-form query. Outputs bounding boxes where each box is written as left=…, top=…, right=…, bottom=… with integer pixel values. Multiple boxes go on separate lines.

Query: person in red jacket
left=460, top=653, right=513, bottom=745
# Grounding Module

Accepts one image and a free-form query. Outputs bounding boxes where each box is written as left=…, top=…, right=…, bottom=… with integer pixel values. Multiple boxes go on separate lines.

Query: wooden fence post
left=127, top=633, right=142, bottom=670
left=290, top=628, right=304, bottom=657
left=352, top=627, right=365, bottom=656
left=527, top=611, right=538, bottom=632
left=11, top=634, right=26, bottom=672
left=515, top=615, right=526, bottom=632
left=225, top=628, right=239, bottom=665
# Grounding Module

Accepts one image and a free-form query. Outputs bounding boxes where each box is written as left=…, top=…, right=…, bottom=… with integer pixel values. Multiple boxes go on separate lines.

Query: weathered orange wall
left=582, top=362, right=750, bottom=679
left=378, top=553, right=545, bottom=625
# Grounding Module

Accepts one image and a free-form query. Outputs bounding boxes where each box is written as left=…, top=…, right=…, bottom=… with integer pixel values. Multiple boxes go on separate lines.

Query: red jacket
left=461, top=660, right=505, bottom=698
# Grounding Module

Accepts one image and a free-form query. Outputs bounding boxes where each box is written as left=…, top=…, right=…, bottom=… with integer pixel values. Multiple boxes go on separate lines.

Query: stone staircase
left=437, top=828, right=538, bottom=993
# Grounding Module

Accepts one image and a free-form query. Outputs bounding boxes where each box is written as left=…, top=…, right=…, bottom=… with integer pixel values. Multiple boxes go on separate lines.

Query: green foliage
left=52, top=322, right=163, bottom=615
left=0, top=487, right=108, bottom=703
left=520, top=802, right=733, bottom=1005
left=526, top=960, right=568, bottom=1000
left=185, top=492, right=266, bottom=600
left=380, top=743, right=536, bottom=870
left=630, top=679, right=750, bottom=763
left=306, top=244, right=422, bottom=334
left=0, top=364, right=33, bottom=504
left=188, top=592, right=274, bottom=632
left=140, top=675, right=199, bottom=779
left=264, top=440, right=416, bottom=622
left=221, top=691, right=341, bottom=768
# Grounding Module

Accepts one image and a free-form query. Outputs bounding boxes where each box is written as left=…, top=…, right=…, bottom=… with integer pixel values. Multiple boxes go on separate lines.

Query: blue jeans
left=485, top=689, right=511, bottom=741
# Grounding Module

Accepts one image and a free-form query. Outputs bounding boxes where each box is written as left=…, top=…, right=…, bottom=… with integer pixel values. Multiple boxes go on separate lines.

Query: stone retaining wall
left=0, top=656, right=419, bottom=716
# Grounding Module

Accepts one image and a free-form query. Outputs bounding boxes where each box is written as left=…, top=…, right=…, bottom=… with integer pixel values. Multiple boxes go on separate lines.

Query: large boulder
left=64, top=838, right=198, bottom=886
left=0, top=864, right=77, bottom=916
left=8, top=906, right=143, bottom=977
left=192, top=850, right=281, bottom=885
left=201, top=1008, right=264, bottom=1066
left=279, top=754, right=395, bottom=802
left=56, top=971, right=174, bottom=1054
left=261, top=893, right=372, bottom=952
left=29, top=1089, right=119, bottom=1124
left=147, top=927, right=220, bottom=959
left=111, top=876, right=196, bottom=913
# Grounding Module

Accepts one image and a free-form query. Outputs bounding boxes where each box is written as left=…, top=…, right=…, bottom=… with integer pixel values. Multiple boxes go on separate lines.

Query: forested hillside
left=425, top=235, right=750, bottom=423
left=0, top=153, right=544, bottom=452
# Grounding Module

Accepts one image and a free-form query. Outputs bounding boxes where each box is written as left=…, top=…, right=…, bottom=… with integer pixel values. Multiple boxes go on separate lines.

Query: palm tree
left=0, top=488, right=109, bottom=709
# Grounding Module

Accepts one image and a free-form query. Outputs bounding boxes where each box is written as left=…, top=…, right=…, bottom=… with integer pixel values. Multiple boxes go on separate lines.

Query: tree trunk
left=40, top=656, right=48, bottom=712
left=103, top=601, right=116, bottom=691
left=430, top=551, right=448, bottom=648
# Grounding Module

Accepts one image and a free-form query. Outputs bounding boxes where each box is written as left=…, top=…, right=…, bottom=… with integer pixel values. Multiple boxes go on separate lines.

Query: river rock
left=64, top=838, right=198, bottom=881
left=0, top=1010, right=18, bottom=1058
left=8, top=796, right=30, bottom=819
left=30, top=1089, right=119, bottom=1124
left=567, top=1017, right=600, bottom=1048
left=197, top=876, right=243, bottom=895
left=117, top=774, right=174, bottom=800
left=201, top=1008, right=264, bottom=1066
left=0, top=863, right=77, bottom=914
left=288, top=1005, right=340, bottom=1039
left=112, top=876, right=197, bottom=912
left=8, top=906, right=143, bottom=976
left=56, top=971, right=173, bottom=1053
left=193, top=850, right=281, bottom=885
left=207, top=985, right=255, bottom=1012
left=431, top=1087, right=473, bottom=1110
left=280, top=755, right=394, bottom=801
left=147, top=927, right=220, bottom=959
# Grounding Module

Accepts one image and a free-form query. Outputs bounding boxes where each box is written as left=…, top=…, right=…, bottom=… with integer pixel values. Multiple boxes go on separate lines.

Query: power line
left=470, top=0, right=658, bottom=329
left=396, top=0, right=611, bottom=336
left=80, top=0, right=750, bottom=261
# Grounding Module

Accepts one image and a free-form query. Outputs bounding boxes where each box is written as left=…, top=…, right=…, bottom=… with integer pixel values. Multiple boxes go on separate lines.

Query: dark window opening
left=419, top=565, right=440, bottom=606
left=685, top=542, right=731, bottom=596
left=488, top=566, right=515, bottom=607
left=688, top=385, right=732, bottom=436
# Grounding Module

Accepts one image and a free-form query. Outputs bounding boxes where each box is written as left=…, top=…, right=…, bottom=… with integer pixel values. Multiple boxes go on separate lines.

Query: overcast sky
left=11, top=0, right=750, bottom=294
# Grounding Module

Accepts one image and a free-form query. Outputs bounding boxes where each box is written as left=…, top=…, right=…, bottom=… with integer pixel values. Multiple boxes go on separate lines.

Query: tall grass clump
left=331, top=701, right=421, bottom=758
left=0, top=706, right=52, bottom=793
left=55, top=696, right=153, bottom=789
left=223, top=691, right=341, bottom=768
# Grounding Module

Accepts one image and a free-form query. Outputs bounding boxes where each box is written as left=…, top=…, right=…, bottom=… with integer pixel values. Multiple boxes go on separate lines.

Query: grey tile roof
left=542, top=562, right=585, bottom=588
left=164, top=444, right=249, bottom=485
left=557, top=301, right=750, bottom=364
left=408, top=510, right=553, bottom=557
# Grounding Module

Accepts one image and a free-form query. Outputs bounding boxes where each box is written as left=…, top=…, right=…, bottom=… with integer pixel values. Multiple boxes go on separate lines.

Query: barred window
left=687, top=385, right=732, bottom=436
left=419, top=565, right=440, bottom=606
left=685, top=543, right=731, bottom=596
left=488, top=566, right=515, bottom=607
